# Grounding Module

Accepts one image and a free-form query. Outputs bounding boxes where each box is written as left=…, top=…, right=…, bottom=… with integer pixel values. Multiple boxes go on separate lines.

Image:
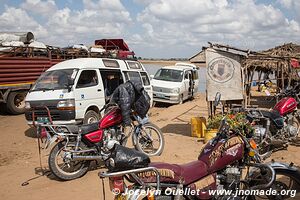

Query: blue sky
left=0, top=0, right=300, bottom=58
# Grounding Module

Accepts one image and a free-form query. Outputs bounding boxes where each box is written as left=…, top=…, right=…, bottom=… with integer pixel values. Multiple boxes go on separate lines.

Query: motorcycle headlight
left=57, top=99, right=75, bottom=110
left=172, top=88, right=180, bottom=93
left=25, top=101, right=31, bottom=110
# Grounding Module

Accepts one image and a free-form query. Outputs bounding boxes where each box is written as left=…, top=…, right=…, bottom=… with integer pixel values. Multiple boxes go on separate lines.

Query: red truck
left=0, top=38, right=135, bottom=114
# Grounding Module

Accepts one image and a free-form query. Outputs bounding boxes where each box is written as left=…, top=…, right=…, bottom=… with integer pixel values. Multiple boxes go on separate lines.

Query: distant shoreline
left=140, top=60, right=206, bottom=68
left=139, top=60, right=182, bottom=65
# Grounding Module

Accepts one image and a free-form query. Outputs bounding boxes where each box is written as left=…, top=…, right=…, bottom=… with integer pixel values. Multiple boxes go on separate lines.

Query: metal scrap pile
left=0, top=32, right=134, bottom=59
left=0, top=32, right=48, bottom=58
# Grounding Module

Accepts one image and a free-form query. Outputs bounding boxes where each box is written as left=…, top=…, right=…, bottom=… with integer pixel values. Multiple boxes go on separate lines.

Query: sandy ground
left=0, top=93, right=299, bottom=200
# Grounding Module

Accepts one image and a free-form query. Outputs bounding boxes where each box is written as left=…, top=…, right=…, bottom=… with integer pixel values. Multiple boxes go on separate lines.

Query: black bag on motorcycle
left=107, top=144, right=150, bottom=172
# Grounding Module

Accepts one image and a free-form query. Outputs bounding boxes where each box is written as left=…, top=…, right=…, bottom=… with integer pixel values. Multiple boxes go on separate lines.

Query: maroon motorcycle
left=40, top=104, right=164, bottom=180
left=100, top=118, right=300, bottom=200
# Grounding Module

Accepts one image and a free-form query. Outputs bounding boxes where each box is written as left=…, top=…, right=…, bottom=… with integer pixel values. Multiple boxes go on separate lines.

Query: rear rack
left=99, top=167, right=161, bottom=190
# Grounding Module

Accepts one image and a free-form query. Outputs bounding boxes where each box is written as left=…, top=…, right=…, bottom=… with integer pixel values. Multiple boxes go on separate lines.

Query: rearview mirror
left=66, top=78, right=75, bottom=92
left=214, top=92, right=221, bottom=107
left=150, top=75, right=154, bottom=80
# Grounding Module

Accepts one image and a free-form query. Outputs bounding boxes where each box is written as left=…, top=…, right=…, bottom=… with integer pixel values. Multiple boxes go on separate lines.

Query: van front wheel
left=83, top=110, right=100, bottom=124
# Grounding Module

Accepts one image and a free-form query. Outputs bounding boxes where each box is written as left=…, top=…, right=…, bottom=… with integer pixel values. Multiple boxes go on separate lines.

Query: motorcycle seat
left=260, top=110, right=284, bottom=128
left=78, top=122, right=99, bottom=134
left=140, top=160, right=208, bottom=185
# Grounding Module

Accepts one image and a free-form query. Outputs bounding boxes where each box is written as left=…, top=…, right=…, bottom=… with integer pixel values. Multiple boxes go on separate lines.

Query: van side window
left=76, top=70, right=98, bottom=88
left=124, top=71, right=142, bottom=84
left=100, top=70, right=123, bottom=98
left=103, top=59, right=120, bottom=68
left=140, top=72, right=150, bottom=86
left=127, top=61, right=142, bottom=69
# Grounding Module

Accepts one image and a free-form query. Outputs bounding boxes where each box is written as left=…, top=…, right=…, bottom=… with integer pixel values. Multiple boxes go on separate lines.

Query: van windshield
left=31, top=69, right=77, bottom=91
left=153, top=69, right=183, bottom=82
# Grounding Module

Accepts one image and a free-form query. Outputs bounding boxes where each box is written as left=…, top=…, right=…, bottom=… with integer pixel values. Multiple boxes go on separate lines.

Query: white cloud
left=278, top=0, right=293, bottom=9
left=45, top=0, right=132, bottom=45
left=0, top=6, right=42, bottom=32
left=21, top=0, right=57, bottom=16
left=0, top=0, right=300, bottom=58
left=133, top=0, right=153, bottom=6
left=0, top=0, right=132, bottom=47
left=133, top=0, right=300, bottom=57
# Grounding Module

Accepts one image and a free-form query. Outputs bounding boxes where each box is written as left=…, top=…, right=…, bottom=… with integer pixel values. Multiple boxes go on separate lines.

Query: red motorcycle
left=100, top=118, right=300, bottom=200
left=245, top=87, right=300, bottom=152
left=40, top=104, right=164, bottom=180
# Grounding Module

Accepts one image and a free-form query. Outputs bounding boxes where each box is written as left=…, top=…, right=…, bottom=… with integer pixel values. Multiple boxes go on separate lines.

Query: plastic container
left=204, top=129, right=218, bottom=143
left=191, top=117, right=206, bottom=138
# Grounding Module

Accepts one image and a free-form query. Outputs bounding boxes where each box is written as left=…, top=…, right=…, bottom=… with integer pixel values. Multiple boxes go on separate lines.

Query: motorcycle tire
left=48, top=141, right=90, bottom=181
left=288, top=116, right=300, bottom=143
left=248, top=168, right=300, bottom=199
left=133, top=122, right=164, bottom=157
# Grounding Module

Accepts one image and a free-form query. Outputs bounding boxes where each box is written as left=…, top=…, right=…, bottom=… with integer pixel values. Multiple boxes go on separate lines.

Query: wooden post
left=276, top=62, right=280, bottom=92
left=281, top=63, right=284, bottom=90
left=248, top=69, right=255, bottom=106
left=244, top=66, right=248, bottom=107
left=287, top=60, right=291, bottom=87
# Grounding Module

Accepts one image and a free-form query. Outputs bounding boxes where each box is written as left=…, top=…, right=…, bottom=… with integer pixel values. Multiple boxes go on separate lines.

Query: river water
left=143, top=63, right=206, bottom=93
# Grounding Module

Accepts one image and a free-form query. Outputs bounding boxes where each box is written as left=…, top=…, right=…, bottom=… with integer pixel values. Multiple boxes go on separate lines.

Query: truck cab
left=151, top=63, right=199, bottom=104
left=25, top=58, right=152, bottom=125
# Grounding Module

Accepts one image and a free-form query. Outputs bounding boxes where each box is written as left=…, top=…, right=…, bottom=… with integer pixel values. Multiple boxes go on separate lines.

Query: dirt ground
left=0, top=93, right=299, bottom=200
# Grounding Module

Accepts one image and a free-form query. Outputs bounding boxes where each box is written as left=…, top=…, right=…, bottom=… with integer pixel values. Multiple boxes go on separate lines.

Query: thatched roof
left=243, top=43, right=300, bottom=80
left=262, top=42, right=300, bottom=58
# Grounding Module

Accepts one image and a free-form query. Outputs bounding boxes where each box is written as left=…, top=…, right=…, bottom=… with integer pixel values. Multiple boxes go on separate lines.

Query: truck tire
left=6, top=91, right=27, bottom=114
left=83, top=110, right=100, bottom=124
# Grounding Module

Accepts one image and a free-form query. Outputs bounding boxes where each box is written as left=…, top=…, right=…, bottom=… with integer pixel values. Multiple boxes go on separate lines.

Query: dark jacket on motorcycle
left=110, top=80, right=149, bottom=126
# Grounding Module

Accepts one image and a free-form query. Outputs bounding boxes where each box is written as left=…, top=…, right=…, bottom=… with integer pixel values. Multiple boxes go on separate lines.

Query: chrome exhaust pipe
left=65, top=149, right=97, bottom=153
left=72, top=155, right=103, bottom=161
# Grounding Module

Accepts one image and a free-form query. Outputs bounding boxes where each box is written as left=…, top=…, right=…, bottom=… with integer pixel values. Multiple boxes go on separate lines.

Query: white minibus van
left=25, top=58, right=152, bottom=125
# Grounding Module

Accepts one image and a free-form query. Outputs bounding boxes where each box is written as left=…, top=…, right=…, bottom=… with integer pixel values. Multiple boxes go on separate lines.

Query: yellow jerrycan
left=191, top=117, right=206, bottom=138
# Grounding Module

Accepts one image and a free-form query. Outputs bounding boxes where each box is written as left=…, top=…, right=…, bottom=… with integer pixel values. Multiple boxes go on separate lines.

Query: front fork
left=131, top=125, right=141, bottom=147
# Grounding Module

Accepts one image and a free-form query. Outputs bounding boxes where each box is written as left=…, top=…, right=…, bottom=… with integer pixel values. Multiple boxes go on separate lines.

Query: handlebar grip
left=211, top=133, right=221, bottom=146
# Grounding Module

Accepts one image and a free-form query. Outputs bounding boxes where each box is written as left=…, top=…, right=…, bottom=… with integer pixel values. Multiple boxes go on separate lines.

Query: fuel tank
left=273, top=97, right=297, bottom=116
left=99, top=107, right=123, bottom=129
left=198, top=136, right=244, bottom=173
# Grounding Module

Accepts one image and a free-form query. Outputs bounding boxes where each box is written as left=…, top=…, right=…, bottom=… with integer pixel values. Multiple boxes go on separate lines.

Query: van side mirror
left=150, top=75, right=154, bottom=80
left=68, top=78, right=75, bottom=86
left=67, top=78, right=75, bottom=92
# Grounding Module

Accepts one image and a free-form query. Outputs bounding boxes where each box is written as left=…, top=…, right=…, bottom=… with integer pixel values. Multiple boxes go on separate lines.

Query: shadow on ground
left=24, top=127, right=38, bottom=138
left=0, top=103, right=9, bottom=115
left=161, top=123, right=191, bottom=136
left=29, top=161, right=106, bottom=182
left=153, top=102, right=172, bottom=108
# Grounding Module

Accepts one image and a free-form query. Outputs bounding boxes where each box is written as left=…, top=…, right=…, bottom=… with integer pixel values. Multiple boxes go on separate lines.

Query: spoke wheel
left=134, top=123, right=164, bottom=156
left=48, top=141, right=90, bottom=180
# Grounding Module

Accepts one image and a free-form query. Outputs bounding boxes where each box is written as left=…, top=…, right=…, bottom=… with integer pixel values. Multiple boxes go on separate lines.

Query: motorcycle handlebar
left=100, top=103, right=118, bottom=112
